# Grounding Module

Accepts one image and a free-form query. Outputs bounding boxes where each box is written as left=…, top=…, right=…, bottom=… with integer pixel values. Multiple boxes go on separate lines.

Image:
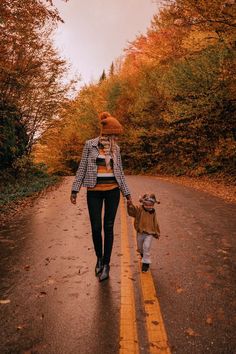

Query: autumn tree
left=37, top=0, right=236, bottom=178
left=37, top=84, right=103, bottom=174
left=0, top=0, right=75, bottom=169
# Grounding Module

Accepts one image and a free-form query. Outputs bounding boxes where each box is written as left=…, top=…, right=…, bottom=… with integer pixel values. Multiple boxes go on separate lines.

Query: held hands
left=70, top=193, right=77, bottom=204
left=126, top=195, right=133, bottom=205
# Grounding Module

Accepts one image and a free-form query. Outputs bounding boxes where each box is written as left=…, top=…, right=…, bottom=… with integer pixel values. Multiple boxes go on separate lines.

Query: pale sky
left=53, top=0, right=159, bottom=85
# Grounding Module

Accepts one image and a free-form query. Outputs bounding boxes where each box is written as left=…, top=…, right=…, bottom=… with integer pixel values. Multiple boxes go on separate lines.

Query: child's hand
left=126, top=195, right=133, bottom=205
left=70, top=193, right=77, bottom=204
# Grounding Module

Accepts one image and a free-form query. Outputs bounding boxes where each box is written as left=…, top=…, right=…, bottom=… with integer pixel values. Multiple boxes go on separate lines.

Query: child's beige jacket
left=127, top=203, right=160, bottom=238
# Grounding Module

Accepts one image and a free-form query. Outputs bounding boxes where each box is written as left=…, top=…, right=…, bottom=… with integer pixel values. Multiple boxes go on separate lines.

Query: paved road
left=0, top=176, right=235, bottom=354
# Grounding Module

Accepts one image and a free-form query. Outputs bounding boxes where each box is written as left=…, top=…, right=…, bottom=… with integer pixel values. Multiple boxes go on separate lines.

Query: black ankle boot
left=95, top=258, right=103, bottom=276
left=99, top=264, right=110, bottom=282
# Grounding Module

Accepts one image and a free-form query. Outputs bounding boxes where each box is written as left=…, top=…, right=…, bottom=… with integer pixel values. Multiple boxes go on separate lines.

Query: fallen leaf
left=128, top=277, right=135, bottom=281
left=185, top=328, right=198, bottom=337
left=0, top=299, right=11, bottom=304
left=206, top=315, right=213, bottom=325
left=176, top=287, right=184, bottom=294
left=217, top=249, right=228, bottom=254
left=37, top=291, right=47, bottom=298
left=17, top=325, right=25, bottom=330
left=144, top=300, right=155, bottom=305
left=152, top=320, right=159, bottom=326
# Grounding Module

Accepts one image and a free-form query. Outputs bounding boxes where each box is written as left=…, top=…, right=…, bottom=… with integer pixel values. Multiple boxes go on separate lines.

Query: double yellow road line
left=119, top=197, right=171, bottom=354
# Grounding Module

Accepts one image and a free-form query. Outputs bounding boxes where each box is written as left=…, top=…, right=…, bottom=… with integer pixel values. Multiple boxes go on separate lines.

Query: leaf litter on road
left=206, top=315, right=213, bottom=325
left=185, top=328, right=199, bottom=337
left=176, top=286, right=184, bottom=294
left=17, top=324, right=26, bottom=330
left=37, top=291, right=47, bottom=298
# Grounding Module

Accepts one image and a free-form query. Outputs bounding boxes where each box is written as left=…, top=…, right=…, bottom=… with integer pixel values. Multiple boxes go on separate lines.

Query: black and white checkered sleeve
left=71, top=141, right=89, bottom=193
left=117, top=149, right=131, bottom=197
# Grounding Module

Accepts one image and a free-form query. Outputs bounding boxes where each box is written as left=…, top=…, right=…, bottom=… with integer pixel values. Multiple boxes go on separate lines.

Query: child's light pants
left=137, top=232, right=153, bottom=264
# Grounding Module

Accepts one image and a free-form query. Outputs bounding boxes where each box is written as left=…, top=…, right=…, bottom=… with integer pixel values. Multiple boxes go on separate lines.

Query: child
left=127, top=193, right=160, bottom=272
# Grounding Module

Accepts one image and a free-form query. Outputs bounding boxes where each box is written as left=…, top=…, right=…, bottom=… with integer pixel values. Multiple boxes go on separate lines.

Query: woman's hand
left=70, top=193, right=77, bottom=204
left=126, top=195, right=133, bottom=205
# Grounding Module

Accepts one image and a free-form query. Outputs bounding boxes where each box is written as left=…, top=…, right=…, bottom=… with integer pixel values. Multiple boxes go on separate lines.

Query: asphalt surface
left=0, top=176, right=235, bottom=354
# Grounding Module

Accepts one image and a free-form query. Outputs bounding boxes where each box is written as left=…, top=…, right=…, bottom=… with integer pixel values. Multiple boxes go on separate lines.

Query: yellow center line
left=132, top=226, right=171, bottom=354
left=119, top=197, right=139, bottom=354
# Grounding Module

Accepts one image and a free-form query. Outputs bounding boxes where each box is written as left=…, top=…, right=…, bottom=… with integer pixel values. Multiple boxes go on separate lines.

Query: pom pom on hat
left=98, top=111, right=123, bottom=135
left=99, top=112, right=111, bottom=121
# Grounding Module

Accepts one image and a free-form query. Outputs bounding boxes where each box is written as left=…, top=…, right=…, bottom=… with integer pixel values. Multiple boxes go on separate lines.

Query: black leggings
left=87, top=188, right=120, bottom=265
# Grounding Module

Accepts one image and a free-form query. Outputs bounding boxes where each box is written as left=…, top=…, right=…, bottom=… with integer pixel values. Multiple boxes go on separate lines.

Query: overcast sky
left=53, top=0, right=159, bottom=85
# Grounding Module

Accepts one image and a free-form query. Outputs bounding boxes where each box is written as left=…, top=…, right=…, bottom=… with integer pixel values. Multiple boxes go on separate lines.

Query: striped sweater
left=87, top=147, right=119, bottom=191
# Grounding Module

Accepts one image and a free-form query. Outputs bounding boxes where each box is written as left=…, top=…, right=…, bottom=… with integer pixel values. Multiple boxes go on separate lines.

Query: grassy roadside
left=0, top=174, right=61, bottom=208
left=0, top=164, right=63, bottom=225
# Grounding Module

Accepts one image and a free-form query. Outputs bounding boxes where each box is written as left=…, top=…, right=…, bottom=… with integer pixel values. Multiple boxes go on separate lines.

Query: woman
left=70, top=112, right=132, bottom=281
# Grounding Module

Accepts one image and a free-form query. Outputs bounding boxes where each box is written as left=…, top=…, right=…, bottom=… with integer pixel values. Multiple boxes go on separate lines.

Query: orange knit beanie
left=99, top=112, right=123, bottom=135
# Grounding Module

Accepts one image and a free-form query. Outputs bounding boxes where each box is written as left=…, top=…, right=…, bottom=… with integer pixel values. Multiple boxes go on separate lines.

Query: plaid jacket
left=71, top=137, right=131, bottom=197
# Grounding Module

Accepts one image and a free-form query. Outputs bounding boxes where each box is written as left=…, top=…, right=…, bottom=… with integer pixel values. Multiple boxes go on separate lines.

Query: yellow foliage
left=182, top=30, right=219, bottom=52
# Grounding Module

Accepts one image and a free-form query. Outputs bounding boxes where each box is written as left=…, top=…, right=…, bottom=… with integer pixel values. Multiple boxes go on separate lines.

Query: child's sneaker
left=142, top=263, right=149, bottom=272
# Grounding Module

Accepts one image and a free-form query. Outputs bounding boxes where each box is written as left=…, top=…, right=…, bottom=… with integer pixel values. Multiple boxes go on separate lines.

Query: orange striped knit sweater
left=87, top=147, right=119, bottom=191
